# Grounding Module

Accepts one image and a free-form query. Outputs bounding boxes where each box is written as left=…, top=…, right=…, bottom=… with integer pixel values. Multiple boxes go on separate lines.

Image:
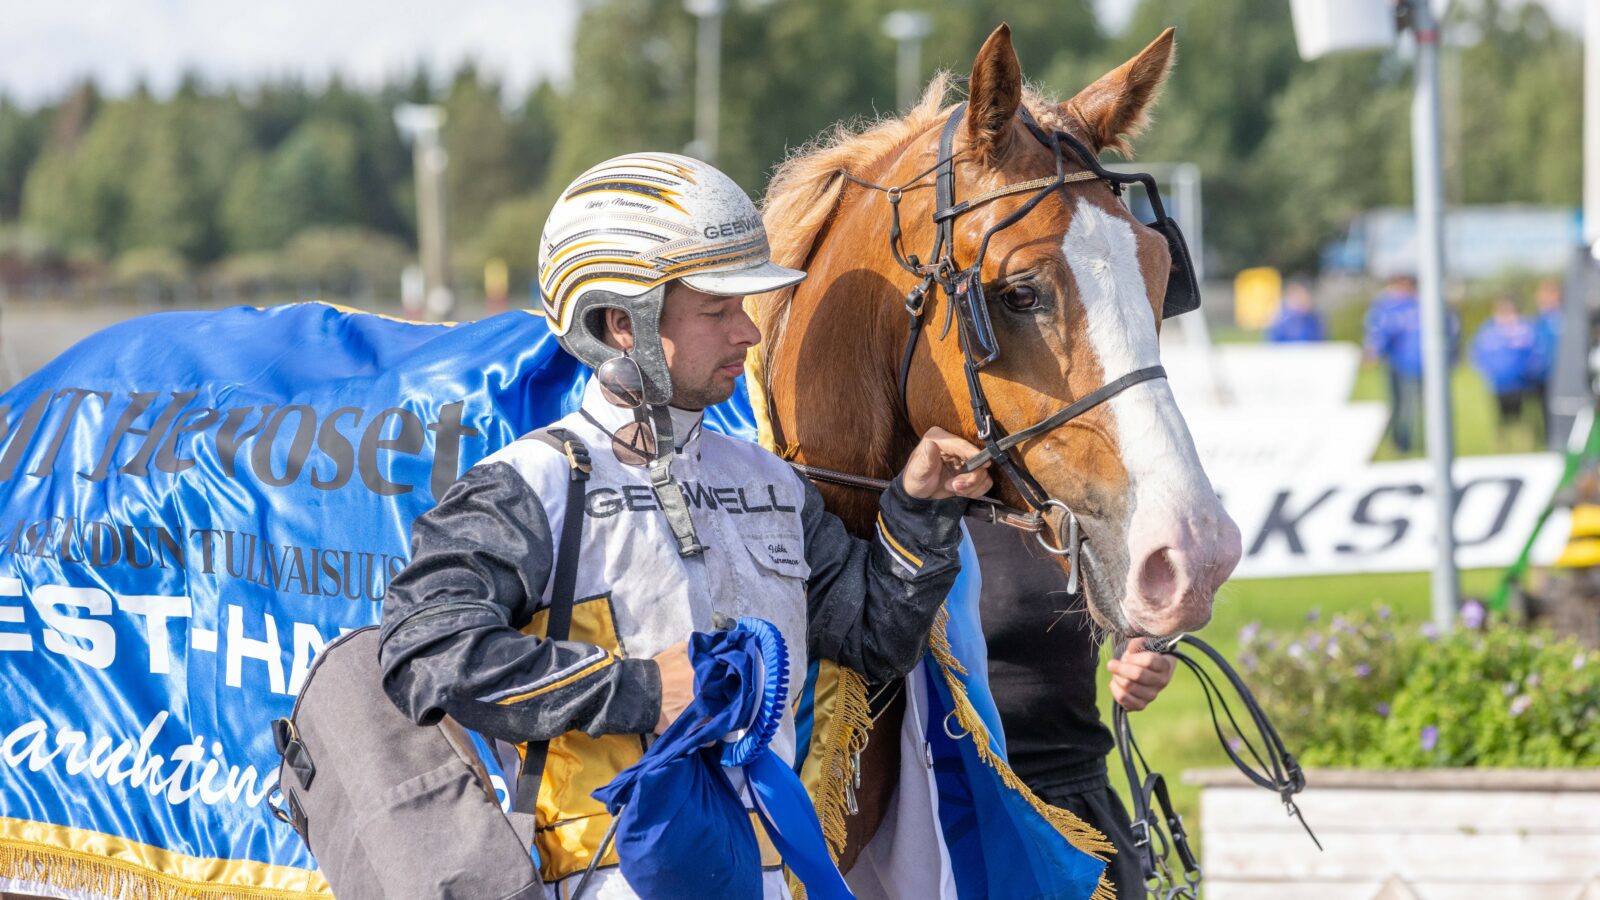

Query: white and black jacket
left=378, top=377, right=967, bottom=766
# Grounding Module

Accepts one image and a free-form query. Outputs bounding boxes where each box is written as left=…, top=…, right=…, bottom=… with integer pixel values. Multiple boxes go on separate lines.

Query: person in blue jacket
left=1471, top=296, right=1538, bottom=442
left=1525, top=278, right=1564, bottom=441
left=1266, top=280, right=1325, bottom=343
left=1364, top=275, right=1459, bottom=454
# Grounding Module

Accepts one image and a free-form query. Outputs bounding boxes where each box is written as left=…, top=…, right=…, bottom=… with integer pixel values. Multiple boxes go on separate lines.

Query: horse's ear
left=966, top=24, right=1022, bottom=162
left=1063, top=28, right=1175, bottom=156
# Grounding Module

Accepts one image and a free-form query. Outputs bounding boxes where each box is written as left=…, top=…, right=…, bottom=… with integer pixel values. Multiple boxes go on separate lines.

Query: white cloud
left=1092, top=0, right=1583, bottom=36
left=0, top=0, right=1583, bottom=106
left=0, top=0, right=580, bottom=104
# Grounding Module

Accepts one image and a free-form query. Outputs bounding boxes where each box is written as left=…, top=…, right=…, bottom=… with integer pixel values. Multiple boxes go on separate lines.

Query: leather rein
left=1116, top=634, right=1319, bottom=899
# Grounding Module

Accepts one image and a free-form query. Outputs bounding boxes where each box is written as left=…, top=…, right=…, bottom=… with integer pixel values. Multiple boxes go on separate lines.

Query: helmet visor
left=678, top=259, right=806, bottom=297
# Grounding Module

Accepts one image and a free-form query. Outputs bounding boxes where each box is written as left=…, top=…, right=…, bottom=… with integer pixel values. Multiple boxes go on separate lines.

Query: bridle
left=1115, top=634, right=1319, bottom=899
left=794, top=101, right=1201, bottom=593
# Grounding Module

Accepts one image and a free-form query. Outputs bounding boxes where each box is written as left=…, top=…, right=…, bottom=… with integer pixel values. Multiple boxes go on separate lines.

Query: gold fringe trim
left=743, top=344, right=781, bottom=454
left=925, top=606, right=1119, bottom=900
left=745, top=324, right=1111, bottom=897
left=0, top=839, right=323, bottom=899
left=810, top=664, right=873, bottom=859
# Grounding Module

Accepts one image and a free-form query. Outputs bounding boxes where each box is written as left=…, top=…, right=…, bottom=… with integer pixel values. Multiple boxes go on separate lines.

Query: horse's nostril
left=1138, top=547, right=1179, bottom=607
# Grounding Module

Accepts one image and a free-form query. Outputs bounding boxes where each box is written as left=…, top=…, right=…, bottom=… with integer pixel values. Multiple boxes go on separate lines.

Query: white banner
left=1186, top=403, right=1389, bottom=484
left=1162, top=341, right=1386, bottom=481
left=1220, top=454, right=1568, bottom=579
left=1163, top=342, right=1364, bottom=412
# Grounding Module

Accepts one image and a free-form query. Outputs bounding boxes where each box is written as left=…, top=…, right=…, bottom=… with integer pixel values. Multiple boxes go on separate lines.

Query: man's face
left=657, top=282, right=762, bottom=410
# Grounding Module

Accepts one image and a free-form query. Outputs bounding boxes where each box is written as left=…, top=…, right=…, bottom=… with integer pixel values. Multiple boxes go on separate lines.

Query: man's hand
left=901, top=426, right=994, bottom=500
left=653, top=640, right=693, bottom=733
left=1107, top=637, right=1176, bottom=711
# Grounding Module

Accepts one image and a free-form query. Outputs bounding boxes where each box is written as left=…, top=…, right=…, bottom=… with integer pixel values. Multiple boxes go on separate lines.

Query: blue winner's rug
left=0, top=303, right=1105, bottom=899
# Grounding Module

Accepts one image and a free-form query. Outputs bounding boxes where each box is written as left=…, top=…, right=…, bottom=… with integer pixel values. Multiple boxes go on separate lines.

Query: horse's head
left=884, top=26, right=1240, bottom=637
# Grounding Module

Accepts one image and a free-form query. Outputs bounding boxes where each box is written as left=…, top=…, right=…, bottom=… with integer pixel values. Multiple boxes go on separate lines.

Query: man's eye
left=999, top=284, right=1041, bottom=312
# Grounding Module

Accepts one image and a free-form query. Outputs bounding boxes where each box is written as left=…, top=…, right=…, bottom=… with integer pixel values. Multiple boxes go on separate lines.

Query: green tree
left=1254, top=52, right=1410, bottom=271
left=223, top=117, right=363, bottom=251
left=22, top=95, right=145, bottom=257
left=548, top=0, right=697, bottom=190
left=20, top=88, right=247, bottom=262
left=1448, top=0, right=1580, bottom=207
left=0, top=97, right=47, bottom=222
left=121, top=93, right=250, bottom=260
left=441, top=66, right=524, bottom=250
left=512, top=81, right=561, bottom=193
left=1097, top=0, right=1306, bottom=271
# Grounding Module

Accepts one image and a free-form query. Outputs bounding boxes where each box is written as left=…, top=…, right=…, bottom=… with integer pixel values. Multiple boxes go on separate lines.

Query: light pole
left=394, top=104, right=453, bottom=321
left=882, top=11, right=933, bottom=111
left=684, top=0, right=725, bottom=163
left=1586, top=0, right=1599, bottom=258
left=1287, top=0, right=1459, bottom=630
left=1405, top=0, right=1461, bottom=632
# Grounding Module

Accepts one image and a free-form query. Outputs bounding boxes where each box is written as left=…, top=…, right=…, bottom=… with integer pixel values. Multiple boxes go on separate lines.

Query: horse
left=750, top=23, right=1244, bottom=889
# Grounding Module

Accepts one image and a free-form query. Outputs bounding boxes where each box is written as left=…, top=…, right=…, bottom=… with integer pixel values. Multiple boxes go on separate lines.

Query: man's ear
left=604, top=308, right=635, bottom=351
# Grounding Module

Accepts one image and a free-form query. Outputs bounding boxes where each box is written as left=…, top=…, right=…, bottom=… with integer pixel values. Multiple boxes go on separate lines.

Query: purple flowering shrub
left=1241, top=606, right=1600, bottom=768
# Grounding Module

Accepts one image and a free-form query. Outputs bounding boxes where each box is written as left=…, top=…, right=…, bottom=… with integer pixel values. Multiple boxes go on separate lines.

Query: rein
left=1115, top=634, right=1319, bottom=899
left=788, top=462, right=1045, bottom=533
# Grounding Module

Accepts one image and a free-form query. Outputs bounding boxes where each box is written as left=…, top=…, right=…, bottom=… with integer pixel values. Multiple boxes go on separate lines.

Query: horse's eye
left=999, top=284, right=1041, bottom=312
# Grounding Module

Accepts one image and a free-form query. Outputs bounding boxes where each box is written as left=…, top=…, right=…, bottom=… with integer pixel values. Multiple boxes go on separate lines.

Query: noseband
left=797, top=103, right=1201, bottom=593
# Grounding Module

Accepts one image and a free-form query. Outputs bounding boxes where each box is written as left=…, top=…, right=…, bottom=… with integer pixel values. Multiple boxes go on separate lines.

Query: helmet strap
left=645, top=405, right=706, bottom=558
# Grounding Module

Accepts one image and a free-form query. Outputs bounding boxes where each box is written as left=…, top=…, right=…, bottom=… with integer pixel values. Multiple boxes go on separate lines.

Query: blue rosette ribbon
left=593, top=617, right=853, bottom=900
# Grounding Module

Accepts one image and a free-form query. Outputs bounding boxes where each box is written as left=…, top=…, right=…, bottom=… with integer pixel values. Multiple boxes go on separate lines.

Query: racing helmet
left=537, top=152, right=805, bottom=406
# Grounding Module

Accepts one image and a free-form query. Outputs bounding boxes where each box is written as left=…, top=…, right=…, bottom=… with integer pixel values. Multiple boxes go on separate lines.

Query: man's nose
left=731, top=303, right=762, bottom=347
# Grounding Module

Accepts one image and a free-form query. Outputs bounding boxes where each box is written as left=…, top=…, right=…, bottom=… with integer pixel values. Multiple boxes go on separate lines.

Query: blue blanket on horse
left=0, top=304, right=1105, bottom=899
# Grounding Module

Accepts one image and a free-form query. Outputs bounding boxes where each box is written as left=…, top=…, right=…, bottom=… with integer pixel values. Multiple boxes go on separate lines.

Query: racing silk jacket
left=378, top=377, right=966, bottom=889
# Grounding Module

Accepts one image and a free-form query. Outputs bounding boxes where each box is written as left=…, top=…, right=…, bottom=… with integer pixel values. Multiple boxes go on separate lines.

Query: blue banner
left=0, top=304, right=604, bottom=895
left=0, top=301, right=1100, bottom=899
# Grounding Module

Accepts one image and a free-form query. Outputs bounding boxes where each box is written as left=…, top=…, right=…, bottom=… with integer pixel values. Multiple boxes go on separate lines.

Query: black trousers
left=1040, top=780, right=1147, bottom=897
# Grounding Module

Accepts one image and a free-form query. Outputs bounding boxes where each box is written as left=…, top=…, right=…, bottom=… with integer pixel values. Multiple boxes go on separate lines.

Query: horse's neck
left=766, top=258, right=917, bottom=538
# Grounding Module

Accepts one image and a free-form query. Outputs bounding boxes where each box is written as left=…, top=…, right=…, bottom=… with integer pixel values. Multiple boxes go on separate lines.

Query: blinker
left=953, top=270, right=1000, bottom=367
left=1151, top=215, right=1200, bottom=320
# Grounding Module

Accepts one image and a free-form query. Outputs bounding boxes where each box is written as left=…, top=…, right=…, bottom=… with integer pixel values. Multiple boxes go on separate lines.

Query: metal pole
left=882, top=11, right=933, bottom=112
left=686, top=0, right=724, bottom=163
left=895, top=37, right=921, bottom=110
left=1585, top=0, right=1600, bottom=253
left=1171, top=162, right=1226, bottom=403
left=417, top=139, right=452, bottom=320
left=1409, top=0, right=1460, bottom=631
left=394, top=104, right=453, bottom=321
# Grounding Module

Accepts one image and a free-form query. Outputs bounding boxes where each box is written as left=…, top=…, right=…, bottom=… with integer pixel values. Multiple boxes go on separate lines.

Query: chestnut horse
left=752, top=24, right=1243, bottom=890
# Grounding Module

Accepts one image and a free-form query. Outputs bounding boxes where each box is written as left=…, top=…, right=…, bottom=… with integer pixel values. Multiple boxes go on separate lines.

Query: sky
left=0, top=0, right=1585, bottom=106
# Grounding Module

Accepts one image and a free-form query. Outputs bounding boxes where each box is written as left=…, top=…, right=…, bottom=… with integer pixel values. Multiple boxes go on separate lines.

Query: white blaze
left=1059, top=199, right=1224, bottom=626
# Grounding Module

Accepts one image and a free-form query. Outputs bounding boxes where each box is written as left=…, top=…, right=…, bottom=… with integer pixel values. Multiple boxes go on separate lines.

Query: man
left=1364, top=275, right=1458, bottom=454
left=978, top=523, right=1175, bottom=896
left=1470, top=296, right=1538, bottom=445
left=378, top=152, right=992, bottom=899
left=1527, top=278, right=1564, bottom=443
left=1265, top=280, right=1325, bottom=343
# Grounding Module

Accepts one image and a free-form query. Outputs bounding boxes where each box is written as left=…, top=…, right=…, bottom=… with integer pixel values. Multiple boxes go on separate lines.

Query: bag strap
left=515, top=426, right=591, bottom=815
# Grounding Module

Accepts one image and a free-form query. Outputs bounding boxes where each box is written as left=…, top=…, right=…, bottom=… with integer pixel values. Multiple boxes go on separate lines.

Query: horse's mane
left=753, top=74, right=1074, bottom=369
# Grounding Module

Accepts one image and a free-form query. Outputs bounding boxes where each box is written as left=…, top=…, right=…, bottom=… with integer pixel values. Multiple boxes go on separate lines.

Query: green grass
left=1043, top=331, right=1544, bottom=875
left=1093, top=568, right=1506, bottom=867
left=1352, top=364, right=1541, bottom=459
left=1082, top=353, right=1530, bottom=865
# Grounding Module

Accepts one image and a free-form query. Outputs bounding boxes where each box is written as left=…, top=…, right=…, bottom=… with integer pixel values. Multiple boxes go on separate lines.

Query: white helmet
left=538, top=152, right=805, bottom=406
